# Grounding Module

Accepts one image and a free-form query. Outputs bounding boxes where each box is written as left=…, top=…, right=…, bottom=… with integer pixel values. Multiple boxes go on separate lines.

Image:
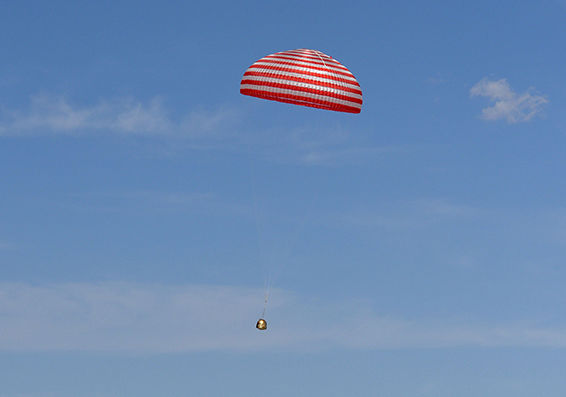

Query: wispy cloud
left=1, top=282, right=565, bottom=353
left=0, top=94, right=238, bottom=136
left=470, top=78, right=548, bottom=123
left=0, top=94, right=416, bottom=168
left=73, top=190, right=214, bottom=207
left=415, top=198, right=478, bottom=217
left=426, top=75, right=448, bottom=85
left=300, top=146, right=403, bottom=166
left=339, top=198, right=479, bottom=230
left=56, top=190, right=218, bottom=215
left=0, top=241, right=13, bottom=251
left=260, top=123, right=409, bottom=167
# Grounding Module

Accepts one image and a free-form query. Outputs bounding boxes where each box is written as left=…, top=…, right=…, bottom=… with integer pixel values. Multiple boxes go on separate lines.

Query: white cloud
left=63, top=190, right=216, bottom=214
left=470, top=78, right=548, bottom=123
left=300, top=146, right=401, bottom=166
left=0, top=94, right=405, bottom=167
left=339, top=198, right=478, bottom=230
left=415, top=198, right=478, bottom=217
left=0, top=94, right=238, bottom=136
left=426, top=76, right=448, bottom=85
left=257, top=123, right=411, bottom=167
left=0, top=282, right=565, bottom=353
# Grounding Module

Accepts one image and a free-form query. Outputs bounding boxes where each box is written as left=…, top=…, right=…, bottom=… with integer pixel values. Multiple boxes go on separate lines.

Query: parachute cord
left=263, top=270, right=271, bottom=316
left=313, top=50, right=327, bottom=67
left=261, top=289, right=269, bottom=318
left=245, top=139, right=271, bottom=319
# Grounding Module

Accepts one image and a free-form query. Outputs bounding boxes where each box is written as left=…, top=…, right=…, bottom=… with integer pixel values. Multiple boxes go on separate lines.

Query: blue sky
left=1, top=0, right=566, bottom=396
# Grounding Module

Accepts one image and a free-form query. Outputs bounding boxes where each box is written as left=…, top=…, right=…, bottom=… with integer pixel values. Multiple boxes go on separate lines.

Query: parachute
left=240, top=49, right=362, bottom=114
left=241, top=49, right=362, bottom=330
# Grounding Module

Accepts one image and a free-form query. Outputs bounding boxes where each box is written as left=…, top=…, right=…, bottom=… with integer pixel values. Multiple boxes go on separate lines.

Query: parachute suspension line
left=246, top=141, right=271, bottom=318
left=261, top=289, right=270, bottom=318
left=263, top=265, right=272, bottom=314
left=312, top=50, right=327, bottom=67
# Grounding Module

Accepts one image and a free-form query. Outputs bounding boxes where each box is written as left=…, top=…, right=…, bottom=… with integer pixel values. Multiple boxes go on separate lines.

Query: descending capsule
left=256, top=318, right=267, bottom=330
left=240, top=48, right=362, bottom=114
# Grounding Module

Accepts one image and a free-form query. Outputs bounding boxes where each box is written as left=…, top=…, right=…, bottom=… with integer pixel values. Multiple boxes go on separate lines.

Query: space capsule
left=256, top=318, right=267, bottom=330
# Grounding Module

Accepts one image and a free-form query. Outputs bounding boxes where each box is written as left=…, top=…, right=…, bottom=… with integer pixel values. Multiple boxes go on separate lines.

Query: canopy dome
left=240, top=49, right=362, bottom=114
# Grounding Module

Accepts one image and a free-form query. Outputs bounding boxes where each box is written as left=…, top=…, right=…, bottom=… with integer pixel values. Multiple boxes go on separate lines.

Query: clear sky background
left=1, top=0, right=566, bottom=396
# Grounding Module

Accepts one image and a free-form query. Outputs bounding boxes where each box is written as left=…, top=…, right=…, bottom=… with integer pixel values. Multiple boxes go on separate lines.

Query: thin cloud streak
left=0, top=94, right=238, bottom=136
left=70, top=190, right=215, bottom=209
left=300, top=146, right=406, bottom=166
left=0, top=241, right=14, bottom=251
left=0, top=93, right=421, bottom=170
left=339, top=198, right=479, bottom=230
left=0, top=282, right=565, bottom=353
left=0, top=94, right=390, bottom=167
left=257, top=123, right=414, bottom=167
left=57, top=190, right=218, bottom=215
left=470, top=78, right=548, bottom=123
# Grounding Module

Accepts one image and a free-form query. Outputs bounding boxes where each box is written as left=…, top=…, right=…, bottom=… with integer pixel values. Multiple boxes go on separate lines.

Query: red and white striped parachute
left=240, top=49, right=362, bottom=114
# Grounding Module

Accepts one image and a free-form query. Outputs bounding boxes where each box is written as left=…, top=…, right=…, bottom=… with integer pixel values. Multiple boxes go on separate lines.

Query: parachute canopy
left=240, top=49, right=362, bottom=114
